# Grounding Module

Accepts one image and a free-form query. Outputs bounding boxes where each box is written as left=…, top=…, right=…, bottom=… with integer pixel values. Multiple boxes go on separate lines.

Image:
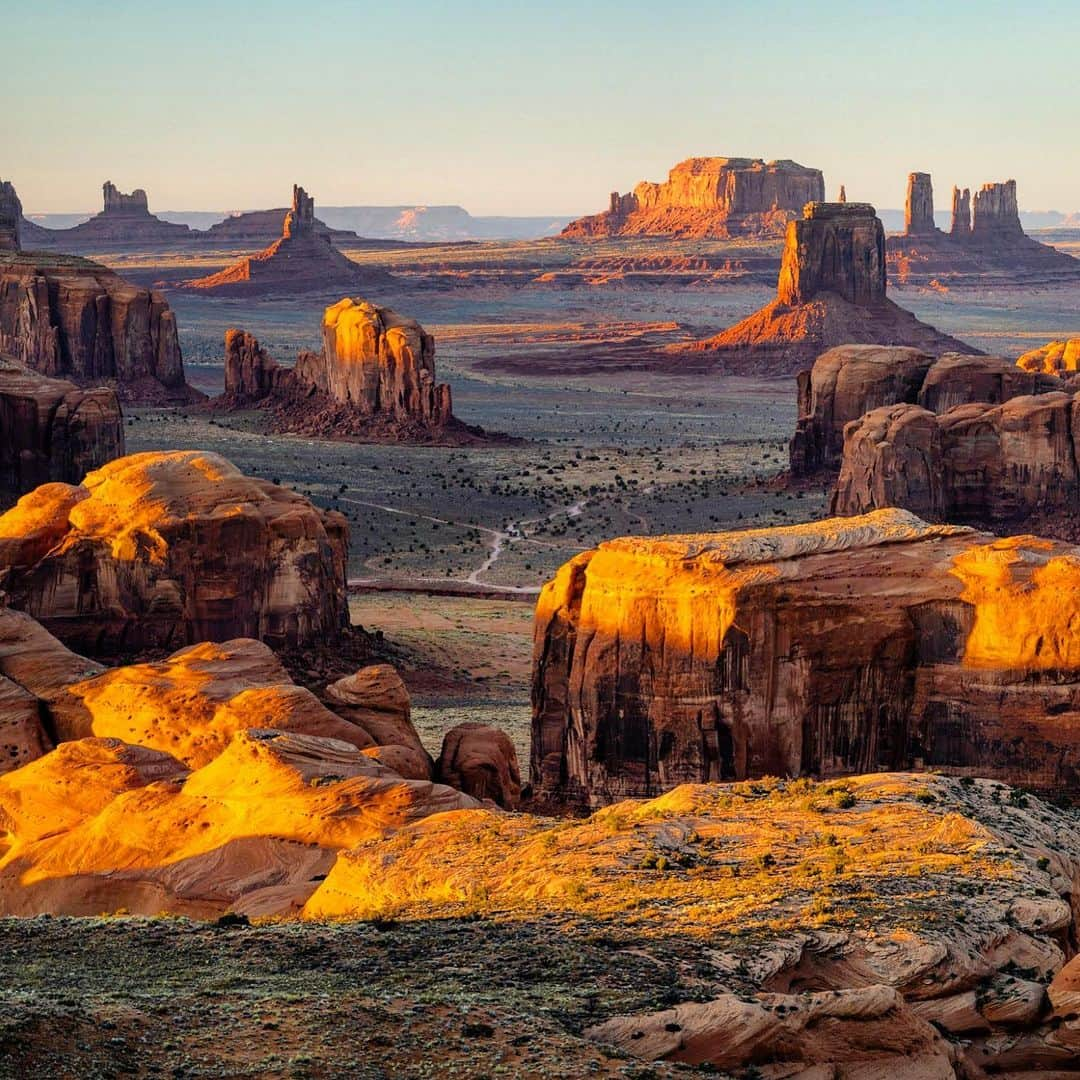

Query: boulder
left=563, top=157, right=825, bottom=239
left=530, top=508, right=1080, bottom=805
left=436, top=722, right=521, bottom=808
left=0, top=356, right=124, bottom=495
left=0, top=450, right=349, bottom=654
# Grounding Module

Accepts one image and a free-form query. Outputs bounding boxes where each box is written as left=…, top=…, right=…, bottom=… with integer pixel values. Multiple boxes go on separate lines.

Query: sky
left=6, top=0, right=1080, bottom=216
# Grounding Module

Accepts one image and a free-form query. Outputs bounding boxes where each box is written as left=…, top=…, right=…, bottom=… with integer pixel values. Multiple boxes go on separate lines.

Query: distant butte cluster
left=563, top=157, right=825, bottom=239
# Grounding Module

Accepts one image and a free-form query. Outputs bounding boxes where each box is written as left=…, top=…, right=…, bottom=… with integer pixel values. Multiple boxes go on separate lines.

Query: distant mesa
left=0, top=450, right=349, bottom=655
left=562, top=157, right=825, bottom=239
left=204, top=200, right=360, bottom=246
left=674, top=201, right=978, bottom=375
left=889, top=172, right=1080, bottom=285
left=0, top=355, right=124, bottom=499
left=183, top=185, right=393, bottom=296
left=217, top=297, right=494, bottom=444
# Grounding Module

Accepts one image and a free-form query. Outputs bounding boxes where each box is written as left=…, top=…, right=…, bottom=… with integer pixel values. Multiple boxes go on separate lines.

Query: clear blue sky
left=6, top=0, right=1079, bottom=215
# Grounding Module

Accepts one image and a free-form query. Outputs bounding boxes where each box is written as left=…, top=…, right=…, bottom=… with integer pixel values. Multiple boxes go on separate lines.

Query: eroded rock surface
left=0, top=450, right=349, bottom=653
left=531, top=508, right=1080, bottom=805
left=436, top=722, right=521, bottom=808
left=0, top=182, right=21, bottom=252
left=679, top=203, right=977, bottom=374
left=563, top=157, right=824, bottom=239
left=1018, top=338, right=1080, bottom=375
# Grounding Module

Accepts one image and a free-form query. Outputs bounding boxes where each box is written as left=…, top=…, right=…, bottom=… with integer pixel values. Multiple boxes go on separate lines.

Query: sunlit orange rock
left=435, top=722, right=521, bottom=809
left=0, top=450, right=349, bottom=653
left=676, top=203, right=979, bottom=375
left=1018, top=338, right=1080, bottom=375
left=531, top=509, right=1080, bottom=805
left=563, top=157, right=825, bottom=239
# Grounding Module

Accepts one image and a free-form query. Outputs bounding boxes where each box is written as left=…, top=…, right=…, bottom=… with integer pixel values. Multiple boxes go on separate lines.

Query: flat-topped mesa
left=563, top=156, right=825, bottom=239
left=951, top=185, right=972, bottom=236
left=776, top=202, right=886, bottom=306
left=903, top=172, right=936, bottom=236
left=972, top=179, right=1023, bottom=238
left=0, top=182, right=21, bottom=252
left=531, top=509, right=1080, bottom=806
left=101, top=181, right=149, bottom=216
left=0, top=450, right=349, bottom=654
left=789, top=345, right=1064, bottom=476
left=0, top=356, right=124, bottom=496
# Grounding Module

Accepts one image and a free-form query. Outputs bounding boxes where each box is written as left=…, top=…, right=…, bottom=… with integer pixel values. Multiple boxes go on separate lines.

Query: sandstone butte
left=0, top=450, right=349, bottom=654
left=562, top=157, right=825, bottom=239
left=789, top=344, right=1064, bottom=477
left=889, top=172, right=1080, bottom=287
left=531, top=508, right=1080, bottom=807
left=183, top=185, right=392, bottom=296
left=217, top=299, right=488, bottom=443
left=0, top=355, right=124, bottom=496
left=0, top=189, right=199, bottom=404
left=675, top=202, right=979, bottom=375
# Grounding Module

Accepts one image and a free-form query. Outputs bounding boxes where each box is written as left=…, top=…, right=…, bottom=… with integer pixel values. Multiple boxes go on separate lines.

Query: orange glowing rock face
left=1017, top=339, right=1080, bottom=374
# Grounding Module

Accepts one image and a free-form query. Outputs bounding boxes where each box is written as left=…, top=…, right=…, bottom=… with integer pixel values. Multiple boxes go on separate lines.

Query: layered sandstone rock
left=830, top=389, right=1080, bottom=535
left=221, top=329, right=290, bottom=403
left=563, top=157, right=825, bottom=239
left=435, top=722, right=521, bottom=809
left=531, top=509, right=1080, bottom=806
left=904, top=172, right=935, bottom=236
left=0, top=356, right=124, bottom=495
left=184, top=185, right=391, bottom=296
left=680, top=203, right=978, bottom=374
left=951, top=185, right=971, bottom=236
left=0, top=450, right=349, bottom=653
left=789, top=344, right=1063, bottom=476
left=0, top=182, right=21, bottom=252
left=0, top=250, right=198, bottom=403
left=205, top=206, right=358, bottom=245
left=1017, top=338, right=1080, bottom=374
left=972, top=179, right=1023, bottom=238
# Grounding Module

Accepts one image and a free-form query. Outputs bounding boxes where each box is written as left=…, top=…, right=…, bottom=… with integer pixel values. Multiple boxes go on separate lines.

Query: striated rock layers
left=217, top=299, right=485, bottom=443
left=830, top=388, right=1080, bottom=537
left=789, top=344, right=1063, bottom=477
left=0, top=249, right=199, bottom=403
left=889, top=174, right=1079, bottom=285
left=0, top=450, right=349, bottom=654
left=678, top=203, right=978, bottom=375
left=562, top=157, right=824, bottom=239
left=184, top=185, right=392, bottom=296
left=0, top=356, right=124, bottom=497
left=531, top=508, right=1080, bottom=806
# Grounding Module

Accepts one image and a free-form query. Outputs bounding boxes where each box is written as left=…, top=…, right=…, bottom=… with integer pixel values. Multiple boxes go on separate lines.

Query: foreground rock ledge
left=531, top=508, right=1080, bottom=805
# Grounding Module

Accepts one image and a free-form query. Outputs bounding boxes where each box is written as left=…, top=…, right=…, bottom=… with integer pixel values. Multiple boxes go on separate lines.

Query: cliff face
left=0, top=450, right=349, bottom=654
left=972, top=179, right=1023, bottom=238
left=903, top=172, right=935, bottom=236
left=0, top=182, right=21, bottom=252
left=0, top=357, right=124, bottom=496
left=0, top=251, right=197, bottom=403
left=563, top=157, right=824, bottom=239
left=679, top=203, right=978, bottom=374
left=531, top=509, right=1080, bottom=806
left=789, top=345, right=1062, bottom=477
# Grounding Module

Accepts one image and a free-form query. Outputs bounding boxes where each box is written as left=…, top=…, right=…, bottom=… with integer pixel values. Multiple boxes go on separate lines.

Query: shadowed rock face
left=789, top=345, right=1063, bottom=477
left=0, top=250, right=197, bottom=403
left=435, top=722, right=521, bottom=809
left=0, top=450, right=349, bottom=654
left=972, top=179, right=1022, bottom=238
left=0, top=182, right=21, bottom=252
left=531, top=509, right=1080, bottom=806
left=904, top=172, right=935, bottom=236
left=563, top=157, right=825, bottom=239
left=0, top=356, right=124, bottom=495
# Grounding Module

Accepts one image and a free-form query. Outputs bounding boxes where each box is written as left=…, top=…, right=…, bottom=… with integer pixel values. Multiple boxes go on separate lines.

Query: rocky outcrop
left=0, top=356, right=124, bottom=496
left=972, top=179, right=1023, bottom=238
left=531, top=508, right=1080, bottom=806
left=205, top=206, right=358, bottom=245
left=0, top=182, right=21, bottom=252
left=0, top=450, right=349, bottom=654
left=1017, top=338, right=1080, bottom=374
left=184, top=185, right=392, bottom=296
left=678, top=203, right=978, bottom=375
left=215, top=303, right=484, bottom=443
left=562, top=157, right=825, bottom=239
left=904, top=172, right=935, bottom=236
left=435, top=722, right=521, bottom=809
left=789, top=345, right=1063, bottom=476
left=0, top=250, right=199, bottom=403
left=830, top=389, right=1080, bottom=536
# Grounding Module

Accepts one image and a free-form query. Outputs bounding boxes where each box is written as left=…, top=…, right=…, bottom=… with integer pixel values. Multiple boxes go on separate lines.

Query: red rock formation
left=1017, top=338, right=1080, bottom=375
left=221, top=329, right=290, bottom=404
left=830, top=389, right=1080, bottom=536
left=183, top=185, right=392, bottom=296
left=0, top=356, right=124, bottom=495
left=904, top=172, right=935, bottom=236
left=0, top=182, right=21, bottom=252
left=435, top=722, right=521, bottom=809
left=0, top=250, right=199, bottom=403
left=972, top=179, right=1023, bottom=238
left=205, top=207, right=359, bottom=245
left=789, top=345, right=1062, bottom=477
left=950, top=185, right=971, bottom=236
left=678, top=203, right=978, bottom=375
left=0, top=450, right=349, bottom=654
left=563, top=157, right=825, bottom=239
left=531, top=509, right=1080, bottom=805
